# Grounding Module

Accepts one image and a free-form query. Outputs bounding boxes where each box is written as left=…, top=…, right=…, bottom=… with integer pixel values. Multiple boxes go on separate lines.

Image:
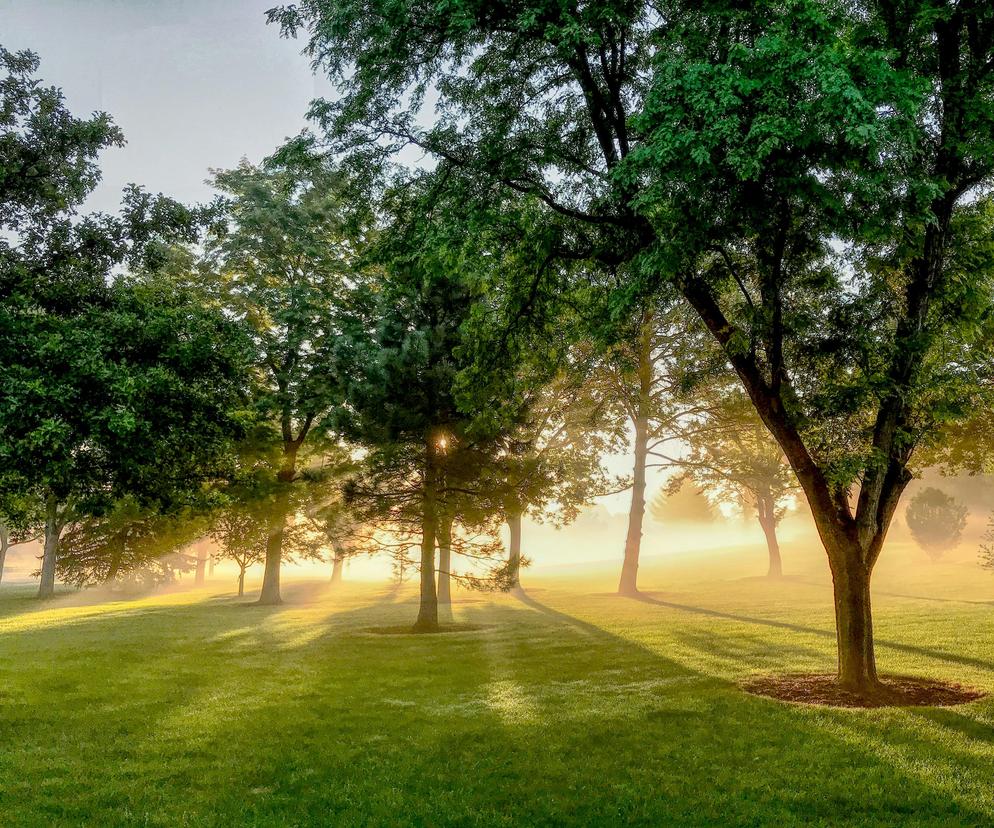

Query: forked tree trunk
left=436, top=514, right=452, bottom=605
left=756, top=496, right=782, bottom=578
left=38, top=495, right=61, bottom=599
left=329, top=544, right=344, bottom=586
left=258, top=448, right=297, bottom=606
left=237, top=567, right=246, bottom=598
left=507, top=510, right=523, bottom=591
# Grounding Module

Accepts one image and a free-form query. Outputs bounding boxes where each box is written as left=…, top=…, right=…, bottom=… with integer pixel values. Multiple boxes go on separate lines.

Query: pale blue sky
left=1, top=0, right=329, bottom=213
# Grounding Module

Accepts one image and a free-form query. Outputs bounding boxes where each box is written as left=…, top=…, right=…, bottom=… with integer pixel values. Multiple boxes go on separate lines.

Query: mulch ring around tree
left=363, top=623, right=492, bottom=636
left=742, top=673, right=986, bottom=708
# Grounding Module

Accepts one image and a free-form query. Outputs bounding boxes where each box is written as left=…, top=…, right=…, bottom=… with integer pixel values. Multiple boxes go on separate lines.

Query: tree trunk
left=257, top=447, right=297, bottom=606
left=619, top=316, right=652, bottom=597
left=757, top=496, right=782, bottom=578
left=413, top=446, right=439, bottom=632
left=38, top=495, right=61, bottom=599
left=258, top=496, right=287, bottom=606
left=829, top=550, right=878, bottom=692
left=0, top=524, right=8, bottom=587
left=507, top=510, right=523, bottom=591
left=330, top=545, right=344, bottom=586
left=194, top=544, right=208, bottom=586
left=208, top=554, right=216, bottom=577
left=618, top=414, right=649, bottom=596
left=436, top=514, right=452, bottom=605
left=237, top=567, right=246, bottom=598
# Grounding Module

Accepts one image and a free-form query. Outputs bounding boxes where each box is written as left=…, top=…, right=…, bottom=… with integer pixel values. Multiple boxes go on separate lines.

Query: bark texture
left=38, top=495, right=61, bottom=599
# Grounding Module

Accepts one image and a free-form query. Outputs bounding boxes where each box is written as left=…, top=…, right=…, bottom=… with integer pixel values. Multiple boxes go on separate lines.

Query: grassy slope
left=1, top=544, right=993, bottom=826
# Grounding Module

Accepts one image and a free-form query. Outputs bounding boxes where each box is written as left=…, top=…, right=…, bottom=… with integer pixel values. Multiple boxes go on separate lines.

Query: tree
left=1, top=46, right=251, bottom=599
left=649, top=484, right=721, bottom=527
left=587, top=302, right=705, bottom=595
left=201, top=148, right=361, bottom=605
left=497, top=367, right=621, bottom=592
left=662, top=392, right=796, bottom=577
left=1, top=264, right=251, bottom=599
left=208, top=502, right=276, bottom=598
left=271, top=0, right=994, bottom=695
left=0, top=495, right=42, bottom=586
left=336, top=172, right=516, bottom=630
left=57, top=498, right=207, bottom=589
left=340, top=266, right=509, bottom=630
left=906, top=488, right=968, bottom=561
left=301, top=457, right=363, bottom=587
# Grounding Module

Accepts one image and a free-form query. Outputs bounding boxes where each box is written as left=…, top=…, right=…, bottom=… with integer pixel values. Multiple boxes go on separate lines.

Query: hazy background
left=4, top=1, right=994, bottom=593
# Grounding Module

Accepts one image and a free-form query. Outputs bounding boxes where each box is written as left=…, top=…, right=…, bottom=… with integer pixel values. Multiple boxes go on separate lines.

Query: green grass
left=1, top=550, right=994, bottom=826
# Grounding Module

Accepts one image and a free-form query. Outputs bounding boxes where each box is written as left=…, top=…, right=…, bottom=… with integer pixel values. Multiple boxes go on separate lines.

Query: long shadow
left=909, top=707, right=994, bottom=745
left=501, top=591, right=994, bottom=826
left=630, top=591, right=994, bottom=672
left=789, top=577, right=994, bottom=607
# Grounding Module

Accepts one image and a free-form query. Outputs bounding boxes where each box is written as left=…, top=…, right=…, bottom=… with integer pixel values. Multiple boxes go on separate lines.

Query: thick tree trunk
left=829, top=550, right=878, bottom=692
left=436, top=514, right=452, bottom=605
left=257, top=448, right=297, bottom=606
left=618, top=414, right=649, bottom=596
left=507, top=510, right=523, bottom=591
left=38, top=495, right=61, bottom=599
left=208, top=554, right=215, bottom=577
left=757, top=496, right=782, bottom=578
left=330, top=545, right=344, bottom=586
left=413, top=512, right=438, bottom=631
left=194, top=544, right=208, bottom=586
left=237, top=567, right=246, bottom=598
left=258, top=499, right=287, bottom=605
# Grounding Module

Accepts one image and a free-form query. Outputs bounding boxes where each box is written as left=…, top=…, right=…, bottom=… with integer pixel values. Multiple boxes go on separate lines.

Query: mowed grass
left=1, top=547, right=994, bottom=826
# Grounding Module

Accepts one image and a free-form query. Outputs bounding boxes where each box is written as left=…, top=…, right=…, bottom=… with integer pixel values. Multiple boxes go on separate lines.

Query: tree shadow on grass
left=630, top=591, right=994, bottom=673
left=908, top=707, right=994, bottom=745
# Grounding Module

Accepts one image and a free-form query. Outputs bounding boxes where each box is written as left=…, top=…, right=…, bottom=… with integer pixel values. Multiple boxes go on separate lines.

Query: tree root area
left=742, top=673, right=985, bottom=708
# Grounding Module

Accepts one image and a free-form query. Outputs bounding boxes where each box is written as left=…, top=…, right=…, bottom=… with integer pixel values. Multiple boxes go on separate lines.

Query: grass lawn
left=1, top=547, right=993, bottom=826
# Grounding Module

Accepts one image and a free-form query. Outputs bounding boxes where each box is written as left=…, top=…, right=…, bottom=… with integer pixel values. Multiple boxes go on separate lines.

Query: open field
left=1, top=542, right=994, bottom=827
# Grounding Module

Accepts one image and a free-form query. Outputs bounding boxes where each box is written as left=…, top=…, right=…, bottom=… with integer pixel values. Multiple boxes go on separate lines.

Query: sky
left=1, top=0, right=328, bottom=213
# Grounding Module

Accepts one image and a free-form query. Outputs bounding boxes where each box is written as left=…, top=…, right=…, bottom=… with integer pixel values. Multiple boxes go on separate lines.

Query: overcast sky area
left=2, top=0, right=329, bottom=213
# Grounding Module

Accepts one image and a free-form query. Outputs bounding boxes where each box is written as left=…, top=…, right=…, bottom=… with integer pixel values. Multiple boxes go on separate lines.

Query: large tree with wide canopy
left=270, top=0, right=994, bottom=695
